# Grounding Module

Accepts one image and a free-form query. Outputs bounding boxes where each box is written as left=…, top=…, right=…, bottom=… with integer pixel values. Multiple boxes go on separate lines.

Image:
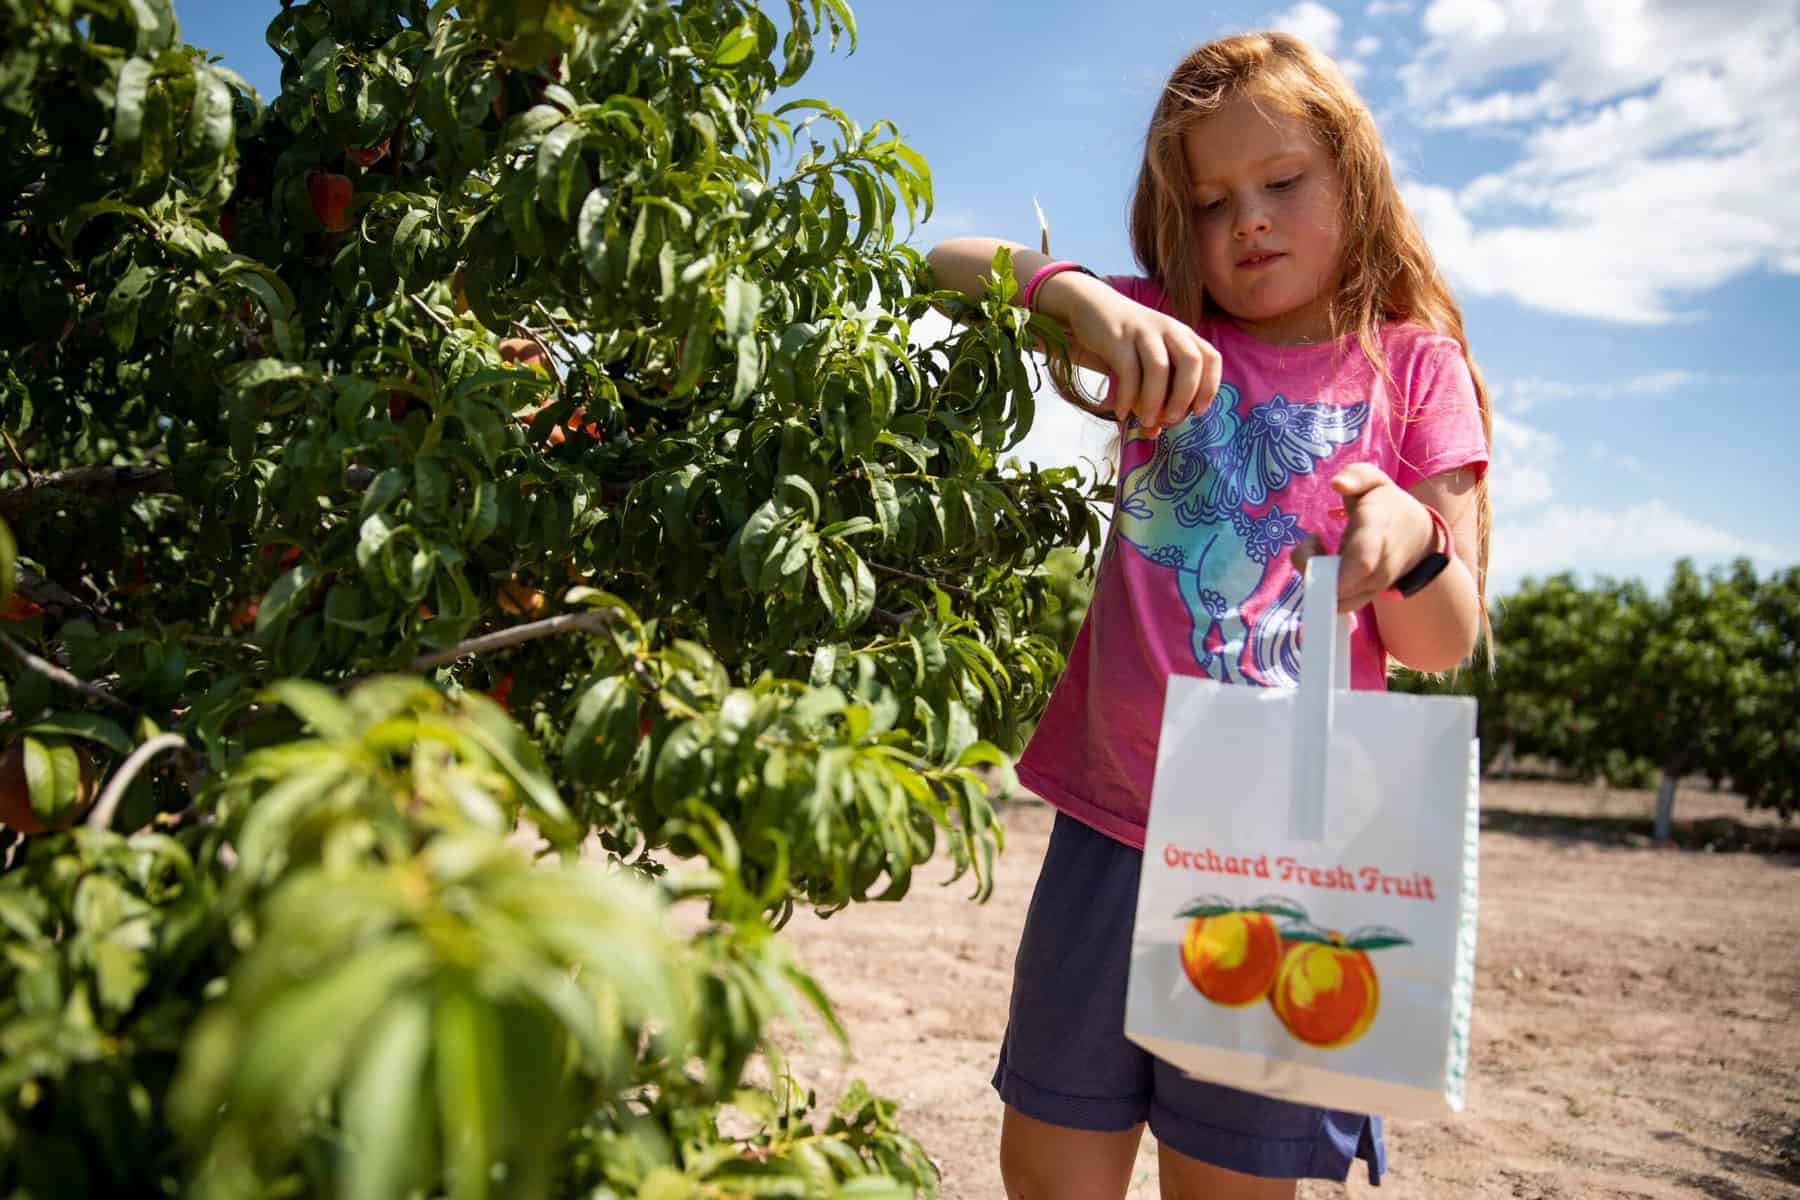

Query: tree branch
left=0, top=465, right=174, bottom=520
left=407, top=292, right=458, bottom=339
left=408, top=610, right=622, bottom=673
left=86, top=733, right=189, bottom=832
left=871, top=563, right=973, bottom=600
left=0, top=632, right=132, bottom=713
left=510, top=320, right=560, bottom=374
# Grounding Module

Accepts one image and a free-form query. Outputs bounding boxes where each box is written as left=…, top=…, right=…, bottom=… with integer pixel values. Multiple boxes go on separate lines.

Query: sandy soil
left=770, top=781, right=1800, bottom=1198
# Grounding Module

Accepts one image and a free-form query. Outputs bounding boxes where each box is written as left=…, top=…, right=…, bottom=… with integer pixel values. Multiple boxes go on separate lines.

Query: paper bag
left=1124, top=556, right=1480, bottom=1118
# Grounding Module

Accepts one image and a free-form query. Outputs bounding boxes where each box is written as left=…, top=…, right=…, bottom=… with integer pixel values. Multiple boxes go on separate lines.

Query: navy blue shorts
left=993, top=810, right=1385, bottom=1186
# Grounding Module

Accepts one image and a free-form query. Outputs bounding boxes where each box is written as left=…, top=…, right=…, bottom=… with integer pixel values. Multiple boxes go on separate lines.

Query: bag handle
left=1290, top=556, right=1352, bottom=841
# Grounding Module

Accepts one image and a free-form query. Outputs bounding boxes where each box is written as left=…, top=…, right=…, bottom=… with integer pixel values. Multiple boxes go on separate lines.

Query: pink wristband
left=1020, top=260, right=1096, bottom=310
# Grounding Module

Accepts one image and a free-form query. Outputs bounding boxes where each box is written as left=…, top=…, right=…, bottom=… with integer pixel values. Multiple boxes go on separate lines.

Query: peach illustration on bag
left=1175, top=895, right=1308, bottom=1007
left=1268, top=922, right=1411, bottom=1049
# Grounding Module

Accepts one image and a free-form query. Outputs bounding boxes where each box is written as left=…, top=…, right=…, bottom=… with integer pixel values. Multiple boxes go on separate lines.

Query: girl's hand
left=1290, top=463, right=1437, bottom=613
left=1049, top=275, right=1223, bottom=435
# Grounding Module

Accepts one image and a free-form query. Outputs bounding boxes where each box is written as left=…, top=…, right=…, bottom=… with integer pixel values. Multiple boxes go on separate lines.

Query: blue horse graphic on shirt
left=1115, top=383, right=1369, bottom=685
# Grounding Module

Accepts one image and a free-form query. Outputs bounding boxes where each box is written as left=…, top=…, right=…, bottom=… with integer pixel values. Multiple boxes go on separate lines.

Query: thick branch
left=86, top=733, right=190, bottom=832
left=408, top=610, right=622, bottom=673
left=0, top=632, right=132, bottom=713
left=0, top=465, right=174, bottom=520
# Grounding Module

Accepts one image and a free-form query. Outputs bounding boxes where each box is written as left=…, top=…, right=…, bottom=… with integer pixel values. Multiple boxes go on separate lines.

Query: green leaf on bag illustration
left=1245, top=894, right=1309, bottom=921
left=1174, top=895, right=1238, bottom=919
left=1346, top=926, right=1412, bottom=951
left=1276, top=922, right=1335, bottom=946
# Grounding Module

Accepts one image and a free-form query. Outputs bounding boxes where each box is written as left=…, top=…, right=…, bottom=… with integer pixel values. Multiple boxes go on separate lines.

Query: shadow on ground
left=1479, top=807, right=1800, bottom=857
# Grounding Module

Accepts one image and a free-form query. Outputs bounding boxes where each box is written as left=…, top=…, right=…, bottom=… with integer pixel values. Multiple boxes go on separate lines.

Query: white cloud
left=1366, top=0, right=1411, bottom=15
left=1395, top=0, right=1800, bottom=323
left=1480, top=400, right=1788, bottom=590
left=1489, top=499, right=1793, bottom=590
left=1495, top=369, right=1705, bottom=414
left=1354, top=35, right=1383, bottom=56
left=1487, top=411, right=1558, bottom=513
left=1271, top=1, right=1344, bottom=56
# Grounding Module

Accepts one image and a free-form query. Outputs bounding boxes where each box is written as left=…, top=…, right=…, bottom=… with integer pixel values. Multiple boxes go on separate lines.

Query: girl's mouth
left=1237, top=251, right=1285, bottom=269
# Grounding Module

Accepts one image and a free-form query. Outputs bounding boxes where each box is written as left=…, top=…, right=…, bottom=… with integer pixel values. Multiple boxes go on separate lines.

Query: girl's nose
left=1233, top=205, right=1271, bottom=239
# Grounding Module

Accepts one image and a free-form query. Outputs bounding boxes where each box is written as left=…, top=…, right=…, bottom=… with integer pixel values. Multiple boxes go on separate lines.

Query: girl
left=926, top=32, right=1492, bottom=1200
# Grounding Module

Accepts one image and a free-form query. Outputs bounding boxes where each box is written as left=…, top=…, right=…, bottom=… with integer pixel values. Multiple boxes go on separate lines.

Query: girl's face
left=1181, top=92, right=1346, bottom=345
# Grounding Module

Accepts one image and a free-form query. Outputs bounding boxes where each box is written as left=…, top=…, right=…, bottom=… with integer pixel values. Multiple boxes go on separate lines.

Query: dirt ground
left=771, top=781, right=1800, bottom=1199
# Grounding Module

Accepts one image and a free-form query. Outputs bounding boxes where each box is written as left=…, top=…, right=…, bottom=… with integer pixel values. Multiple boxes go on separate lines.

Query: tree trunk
left=1653, top=762, right=1681, bottom=843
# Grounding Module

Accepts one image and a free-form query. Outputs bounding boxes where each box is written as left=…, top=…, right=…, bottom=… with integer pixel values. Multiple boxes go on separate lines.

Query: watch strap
left=1389, top=505, right=1453, bottom=599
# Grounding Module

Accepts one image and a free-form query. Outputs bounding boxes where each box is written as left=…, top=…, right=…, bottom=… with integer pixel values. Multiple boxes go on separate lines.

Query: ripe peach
left=1179, top=910, right=1284, bottom=1007
left=1268, top=933, right=1380, bottom=1049
left=346, top=138, right=389, bottom=168
left=499, top=337, right=549, bottom=372
left=497, top=580, right=546, bottom=617
left=0, top=594, right=44, bottom=621
left=306, top=171, right=353, bottom=233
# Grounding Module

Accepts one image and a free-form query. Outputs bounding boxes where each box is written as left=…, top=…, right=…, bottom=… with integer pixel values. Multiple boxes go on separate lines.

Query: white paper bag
left=1124, top=556, right=1480, bottom=1119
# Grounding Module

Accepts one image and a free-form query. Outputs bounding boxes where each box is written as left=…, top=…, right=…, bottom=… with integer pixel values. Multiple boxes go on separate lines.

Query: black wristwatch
left=1390, top=507, right=1452, bottom=599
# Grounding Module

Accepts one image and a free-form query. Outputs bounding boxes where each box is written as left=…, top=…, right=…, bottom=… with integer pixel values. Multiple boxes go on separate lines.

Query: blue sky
left=175, top=0, right=1800, bottom=596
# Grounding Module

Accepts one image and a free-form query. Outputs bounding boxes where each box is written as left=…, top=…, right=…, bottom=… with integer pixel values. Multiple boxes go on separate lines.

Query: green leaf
left=1243, top=895, right=1309, bottom=921
left=0, top=516, right=14, bottom=607
left=1346, top=925, right=1412, bottom=951
left=562, top=674, right=641, bottom=787
left=104, top=264, right=158, bottom=352
left=113, top=57, right=152, bottom=155
left=262, top=680, right=358, bottom=741
left=714, top=19, right=760, bottom=65
left=577, top=186, right=611, bottom=281
left=737, top=500, right=784, bottom=591
left=536, top=123, right=587, bottom=221
left=342, top=994, right=435, bottom=1200
left=435, top=983, right=504, bottom=1200
left=20, top=713, right=131, bottom=757
left=254, top=563, right=321, bottom=637
left=1173, top=894, right=1239, bottom=920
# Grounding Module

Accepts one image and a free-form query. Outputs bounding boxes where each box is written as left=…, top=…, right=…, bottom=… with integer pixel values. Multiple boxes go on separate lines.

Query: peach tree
left=0, top=0, right=1099, bottom=1194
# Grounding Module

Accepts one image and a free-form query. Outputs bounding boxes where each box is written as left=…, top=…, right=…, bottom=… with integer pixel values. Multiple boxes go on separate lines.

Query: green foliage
left=1395, top=558, right=1800, bottom=822
left=0, top=0, right=1103, bottom=1194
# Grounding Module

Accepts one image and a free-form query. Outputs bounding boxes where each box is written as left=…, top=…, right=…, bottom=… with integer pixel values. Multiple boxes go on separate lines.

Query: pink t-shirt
left=1015, top=275, right=1490, bottom=849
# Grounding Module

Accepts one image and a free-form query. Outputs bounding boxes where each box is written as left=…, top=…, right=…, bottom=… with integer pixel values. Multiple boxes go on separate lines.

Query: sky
left=174, top=0, right=1800, bottom=596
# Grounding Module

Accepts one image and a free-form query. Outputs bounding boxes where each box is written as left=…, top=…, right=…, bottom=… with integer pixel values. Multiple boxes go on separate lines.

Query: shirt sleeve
left=1392, top=334, right=1491, bottom=490
left=1102, top=274, right=1171, bottom=313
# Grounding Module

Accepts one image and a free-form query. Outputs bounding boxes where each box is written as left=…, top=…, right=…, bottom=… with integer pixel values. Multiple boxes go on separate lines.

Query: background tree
left=0, top=0, right=1100, bottom=1195
left=1397, top=559, right=1796, bottom=837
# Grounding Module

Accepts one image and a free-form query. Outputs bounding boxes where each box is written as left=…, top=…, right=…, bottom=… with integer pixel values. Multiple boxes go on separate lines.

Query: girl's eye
left=1269, top=174, right=1302, bottom=192
left=1196, top=197, right=1226, bottom=214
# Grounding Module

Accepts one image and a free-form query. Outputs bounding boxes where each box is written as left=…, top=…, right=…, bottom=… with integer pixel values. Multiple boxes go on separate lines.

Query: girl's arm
left=924, top=236, right=1221, bottom=434
left=1301, top=463, right=1483, bottom=673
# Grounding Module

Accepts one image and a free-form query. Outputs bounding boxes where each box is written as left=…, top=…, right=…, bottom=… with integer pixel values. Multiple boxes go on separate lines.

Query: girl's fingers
left=1136, top=333, right=1169, bottom=433
left=1331, top=462, right=1390, bottom=500
left=1110, top=344, right=1140, bottom=428
left=1163, top=335, right=1204, bottom=429
left=1195, top=337, right=1223, bottom=419
left=1289, top=533, right=1327, bottom=573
